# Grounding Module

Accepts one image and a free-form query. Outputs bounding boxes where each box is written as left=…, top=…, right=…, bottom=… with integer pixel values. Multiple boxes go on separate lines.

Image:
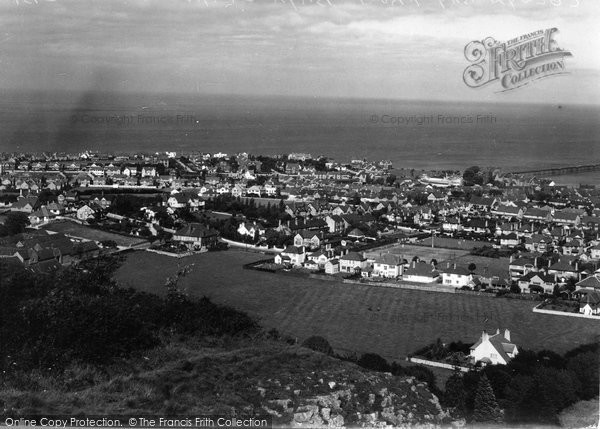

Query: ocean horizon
left=1, top=90, right=599, bottom=181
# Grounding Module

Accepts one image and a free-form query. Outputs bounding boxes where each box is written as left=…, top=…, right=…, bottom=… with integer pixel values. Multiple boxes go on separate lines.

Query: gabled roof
left=576, top=274, right=600, bottom=289
left=340, top=251, right=365, bottom=262
left=174, top=223, right=218, bottom=238
left=374, top=253, right=402, bottom=266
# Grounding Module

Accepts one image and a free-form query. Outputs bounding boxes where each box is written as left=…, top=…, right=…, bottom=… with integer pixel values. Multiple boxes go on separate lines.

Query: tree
left=444, top=370, right=467, bottom=416
left=473, top=374, right=502, bottom=422
left=3, top=212, right=30, bottom=236
left=463, top=166, right=482, bottom=186
left=468, top=263, right=477, bottom=272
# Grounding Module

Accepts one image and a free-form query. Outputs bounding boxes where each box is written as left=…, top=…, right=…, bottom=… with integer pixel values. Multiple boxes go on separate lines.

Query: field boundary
left=533, top=304, right=600, bottom=320
left=407, top=357, right=470, bottom=372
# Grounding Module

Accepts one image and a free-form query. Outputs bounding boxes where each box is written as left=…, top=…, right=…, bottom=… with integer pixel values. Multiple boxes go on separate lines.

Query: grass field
left=43, top=220, right=149, bottom=247
left=364, top=244, right=470, bottom=264
left=114, top=250, right=599, bottom=364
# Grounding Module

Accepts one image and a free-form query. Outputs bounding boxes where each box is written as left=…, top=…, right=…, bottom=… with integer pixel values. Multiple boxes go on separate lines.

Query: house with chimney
left=440, top=263, right=472, bottom=287
left=403, top=260, right=439, bottom=284
left=470, top=329, right=518, bottom=366
left=372, top=253, right=403, bottom=278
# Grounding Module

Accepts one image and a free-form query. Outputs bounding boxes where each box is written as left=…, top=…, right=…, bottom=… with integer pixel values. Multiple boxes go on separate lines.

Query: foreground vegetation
left=1, top=256, right=597, bottom=426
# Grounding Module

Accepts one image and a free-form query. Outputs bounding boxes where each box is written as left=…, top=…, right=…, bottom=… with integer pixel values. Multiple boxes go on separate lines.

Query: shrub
left=301, top=336, right=334, bottom=356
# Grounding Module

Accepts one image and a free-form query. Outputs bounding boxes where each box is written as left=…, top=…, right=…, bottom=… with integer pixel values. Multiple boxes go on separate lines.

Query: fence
left=407, top=357, right=471, bottom=372
left=532, top=304, right=600, bottom=320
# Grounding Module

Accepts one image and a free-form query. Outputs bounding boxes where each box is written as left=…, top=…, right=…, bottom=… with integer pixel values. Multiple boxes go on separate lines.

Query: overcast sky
left=0, top=0, right=598, bottom=104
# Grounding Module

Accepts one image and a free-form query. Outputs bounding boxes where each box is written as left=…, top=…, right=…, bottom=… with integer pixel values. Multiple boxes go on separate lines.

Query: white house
left=579, top=291, right=600, bottom=315
left=339, top=252, right=368, bottom=273
left=470, top=329, right=518, bottom=366
left=237, top=221, right=265, bottom=238
left=76, top=204, right=96, bottom=221
left=373, top=253, right=403, bottom=278
left=275, top=245, right=306, bottom=266
left=403, top=261, right=439, bottom=283
left=440, top=264, right=472, bottom=287
left=324, top=258, right=340, bottom=274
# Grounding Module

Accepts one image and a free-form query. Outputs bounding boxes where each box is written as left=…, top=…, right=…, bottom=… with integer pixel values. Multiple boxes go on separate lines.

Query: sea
left=1, top=90, right=599, bottom=185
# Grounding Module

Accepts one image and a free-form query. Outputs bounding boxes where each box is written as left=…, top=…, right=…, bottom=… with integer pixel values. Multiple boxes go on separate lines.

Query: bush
left=357, top=353, right=390, bottom=372
left=301, top=336, right=334, bottom=356
left=0, top=258, right=259, bottom=372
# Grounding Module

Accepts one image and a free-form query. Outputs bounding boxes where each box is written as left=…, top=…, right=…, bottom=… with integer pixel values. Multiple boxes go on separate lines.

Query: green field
left=364, top=243, right=470, bottom=264
left=43, top=220, right=149, bottom=247
left=115, top=250, right=599, bottom=363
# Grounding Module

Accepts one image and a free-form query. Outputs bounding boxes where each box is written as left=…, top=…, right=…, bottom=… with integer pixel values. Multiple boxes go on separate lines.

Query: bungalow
left=575, top=274, right=600, bottom=291
left=172, top=223, right=219, bottom=251
left=579, top=290, right=600, bottom=316
left=470, top=329, right=518, bottom=366
left=11, top=196, right=38, bottom=213
left=339, top=252, right=368, bottom=273
left=403, top=261, right=439, bottom=284
left=347, top=228, right=366, bottom=240
left=324, top=258, right=340, bottom=274
left=517, top=272, right=557, bottom=294
left=28, top=206, right=53, bottom=225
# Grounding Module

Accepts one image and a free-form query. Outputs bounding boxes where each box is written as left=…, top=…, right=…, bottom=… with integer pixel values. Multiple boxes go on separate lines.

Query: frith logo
left=463, top=28, right=572, bottom=92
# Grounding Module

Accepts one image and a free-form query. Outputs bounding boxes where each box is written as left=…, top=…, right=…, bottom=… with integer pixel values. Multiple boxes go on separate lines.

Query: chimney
left=504, top=329, right=511, bottom=342
left=510, top=254, right=514, bottom=263
left=446, top=261, right=450, bottom=269
left=534, top=257, right=538, bottom=268
left=548, top=259, right=552, bottom=267
left=453, top=263, right=457, bottom=269
left=481, top=330, right=489, bottom=341
left=412, top=260, right=416, bottom=268
left=495, top=328, right=500, bottom=336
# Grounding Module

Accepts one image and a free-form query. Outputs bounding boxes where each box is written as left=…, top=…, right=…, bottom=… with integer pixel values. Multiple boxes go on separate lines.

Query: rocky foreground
left=1, top=338, right=451, bottom=428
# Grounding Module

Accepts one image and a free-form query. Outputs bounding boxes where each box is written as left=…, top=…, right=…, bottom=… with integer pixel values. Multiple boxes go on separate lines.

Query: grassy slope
left=115, top=250, right=600, bottom=362
left=1, top=337, right=446, bottom=427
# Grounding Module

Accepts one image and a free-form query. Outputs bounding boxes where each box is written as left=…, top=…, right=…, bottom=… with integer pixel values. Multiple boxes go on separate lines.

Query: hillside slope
left=1, top=339, right=449, bottom=428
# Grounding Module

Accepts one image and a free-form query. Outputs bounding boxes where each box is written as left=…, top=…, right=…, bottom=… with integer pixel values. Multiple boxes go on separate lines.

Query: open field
left=364, top=243, right=470, bottom=264
left=114, top=250, right=599, bottom=363
left=42, top=220, right=149, bottom=247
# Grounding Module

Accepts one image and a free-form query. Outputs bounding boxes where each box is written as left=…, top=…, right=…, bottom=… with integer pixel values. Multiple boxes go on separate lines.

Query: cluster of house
left=0, top=229, right=100, bottom=273
left=7, top=192, right=115, bottom=225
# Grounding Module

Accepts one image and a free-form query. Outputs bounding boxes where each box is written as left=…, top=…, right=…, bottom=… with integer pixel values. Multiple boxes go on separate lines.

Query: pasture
left=364, top=243, right=470, bottom=264
left=114, top=250, right=599, bottom=363
left=42, top=220, right=149, bottom=247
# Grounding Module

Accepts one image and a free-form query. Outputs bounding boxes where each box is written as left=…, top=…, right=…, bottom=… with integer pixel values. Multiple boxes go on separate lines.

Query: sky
left=0, top=0, right=598, bottom=104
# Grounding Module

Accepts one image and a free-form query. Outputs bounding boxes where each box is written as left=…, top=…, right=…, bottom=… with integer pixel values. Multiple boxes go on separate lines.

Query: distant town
left=1, top=150, right=600, bottom=320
